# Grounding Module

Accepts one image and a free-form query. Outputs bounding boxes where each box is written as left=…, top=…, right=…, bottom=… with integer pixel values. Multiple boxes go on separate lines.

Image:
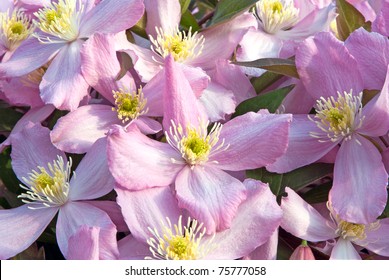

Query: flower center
left=255, top=0, right=299, bottom=34
left=150, top=26, right=204, bottom=62
left=146, top=216, right=215, bottom=260
left=309, top=91, right=364, bottom=142
left=18, top=156, right=72, bottom=209
left=165, top=120, right=228, bottom=166
left=335, top=219, right=380, bottom=242
left=34, top=0, right=84, bottom=43
left=0, top=10, right=33, bottom=51
left=112, top=87, right=148, bottom=122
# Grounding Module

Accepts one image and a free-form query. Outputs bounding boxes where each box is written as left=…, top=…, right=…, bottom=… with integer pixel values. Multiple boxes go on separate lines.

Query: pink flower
left=0, top=123, right=118, bottom=259
left=281, top=188, right=389, bottom=260
left=117, top=179, right=282, bottom=260
left=268, top=32, right=389, bottom=225
left=107, top=55, right=292, bottom=233
left=0, top=0, right=144, bottom=111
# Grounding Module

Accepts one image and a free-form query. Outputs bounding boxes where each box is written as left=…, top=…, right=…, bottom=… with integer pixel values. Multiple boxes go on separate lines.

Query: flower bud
left=289, top=241, right=315, bottom=260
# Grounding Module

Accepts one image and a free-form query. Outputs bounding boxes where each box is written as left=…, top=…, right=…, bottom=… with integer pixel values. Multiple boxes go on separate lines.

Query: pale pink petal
left=121, top=45, right=162, bottom=83
left=86, top=201, right=128, bottom=232
left=330, top=135, right=388, bottom=224
left=267, top=115, right=338, bottom=173
left=51, top=104, right=120, bottom=154
left=362, top=219, right=389, bottom=257
left=0, top=105, right=54, bottom=152
left=211, top=111, right=292, bottom=171
left=199, top=82, right=235, bottom=122
left=179, top=63, right=210, bottom=98
left=107, top=124, right=184, bottom=190
left=281, top=187, right=337, bottom=242
left=296, top=32, right=363, bottom=100
left=358, top=66, right=389, bottom=136
left=347, top=0, right=377, bottom=22
left=211, top=59, right=256, bottom=104
left=0, top=37, right=63, bottom=78
left=0, top=205, right=58, bottom=259
left=81, top=33, right=136, bottom=103
left=144, top=0, right=181, bottom=38
left=116, top=186, right=181, bottom=242
left=67, top=226, right=100, bottom=260
left=175, top=165, right=247, bottom=234
left=118, top=234, right=151, bottom=260
left=69, top=137, right=114, bottom=201
left=11, top=123, right=66, bottom=181
left=79, top=0, right=144, bottom=37
left=40, top=40, right=89, bottom=111
left=162, top=55, right=207, bottom=131
left=205, top=179, right=282, bottom=259
left=372, top=2, right=389, bottom=36
left=57, top=201, right=119, bottom=260
left=243, top=229, right=279, bottom=260
left=0, top=0, right=13, bottom=12
left=2, top=76, right=43, bottom=108
left=133, top=117, right=162, bottom=134
left=281, top=79, right=315, bottom=114
left=190, top=13, right=257, bottom=70
left=346, top=28, right=389, bottom=90
left=330, top=238, right=361, bottom=260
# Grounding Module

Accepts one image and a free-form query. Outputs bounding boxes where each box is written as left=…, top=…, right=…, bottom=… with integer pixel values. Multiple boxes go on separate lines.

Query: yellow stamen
left=112, top=87, right=148, bottom=122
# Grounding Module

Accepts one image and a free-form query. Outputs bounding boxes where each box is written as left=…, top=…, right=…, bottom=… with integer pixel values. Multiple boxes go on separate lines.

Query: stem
left=198, top=11, right=214, bottom=26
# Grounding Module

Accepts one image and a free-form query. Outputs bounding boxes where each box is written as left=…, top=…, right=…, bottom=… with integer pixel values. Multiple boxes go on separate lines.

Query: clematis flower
left=0, top=0, right=144, bottom=111
left=0, top=123, right=118, bottom=260
left=237, top=0, right=336, bottom=76
left=267, top=32, right=389, bottom=225
left=117, top=179, right=282, bottom=260
left=281, top=188, right=389, bottom=260
left=50, top=32, right=162, bottom=154
left=107, top=55, right=292, bottom=233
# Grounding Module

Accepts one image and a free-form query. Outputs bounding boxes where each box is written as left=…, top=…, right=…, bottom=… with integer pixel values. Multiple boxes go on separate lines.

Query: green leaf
left=130, top=14, right=148, bottom=39
left=336, top=0, right=371, bottom=41
left=179, top=0, right=191, bottom=14
left=0, top=108, right=23, bottom=132
left=232, top=84, right=294, bottom=118
left=378, top=191, right=389, bottom=219
left=301, top=182, right=332, bottom=204
left=0, top=148, right=22, bottom=195
left=251, top=71, right=284, bottom=94
left=210, top=0, right=257, bottom=25
left=234, top=58, right=299, bottom=78
left=246, top=168, right=283, bottom=196
left=180, top=9, right=200, bottom=31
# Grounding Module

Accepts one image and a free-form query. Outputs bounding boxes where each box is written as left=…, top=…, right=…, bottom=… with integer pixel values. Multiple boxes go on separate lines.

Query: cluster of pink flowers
left=0, top=0, right=388, bottom=260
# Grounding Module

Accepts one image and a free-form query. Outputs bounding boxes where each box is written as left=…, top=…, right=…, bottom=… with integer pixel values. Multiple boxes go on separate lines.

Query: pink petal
left=281, top=187, right=337, bottom=242
left=243, top=229, right=279, bottom=260
left=133, top=117, right=162, bottom=135
left=190, top=13, right=256, bottom=70
left=68, top=137, right=114, bottom=201
left=345, top=28, right=389, bottom=90
left=86, top=201, right=128, bottom=233
left=2, top=76, right=43, bottom=108
left=358, top=66, right=389, bottom=136
left=330, top=135, right=388, bottom=224
left=107, top=124, right=184, bottom=190
left=205, top=179, right=282, bottom=259
left=116, top=186, right=181, bottom=242
left=81, top=33, right=136, bottom=103
left=267, top=115, right=338, bottom=173
left=0, top=205, right=58, bottom=259
left=51, top=104, right=120, bottom=154
left=40, top=40, right=89, bottom=111
left=281, top=79, right=316, bottom=114
left=179, top=63, right=210, bottom=98
left=363, top=219, right=389, bottom=257
left=67, top=226, right=100, bottom=260
left=296, top=32, right=363, bottom=101
left=10, top=123, right=66, bottom=181
left=144, top=0, right=181, bottom=38
left=372, top=2, right=389, bottom=36
left=162, top=55, right=207, bottom=131
left=0, top=37, right=63, bottom=78
left=211, top=111, right=292, bottom=171
left=118, top=234, right=151, bottom=260
left=79, top=0, right=144, bottom=37
left=330, top=238, right=361, bottom=260
left=57, top=201, right=119, bottom=260
left=175, top=165, right=247, bottom=234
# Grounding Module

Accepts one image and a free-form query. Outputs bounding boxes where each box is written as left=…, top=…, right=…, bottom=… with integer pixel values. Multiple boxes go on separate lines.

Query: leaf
left=232, top=84, right=294, bottom=117
left=301, top=182, right=332, bottom=204
left=210, top=0, right=257, bottom=25
left=0, top=148, right=22, bottom=195
left=251, top=71, right=284, bottom=94
left=11, top=243, right=45, bottom=260
left=0, top=108, right=23, bottom=132
left=234, top=58, right=299, bottom=78
left=336, top=0, right=371, bottom=41
left=180, top=9, right=200, bottom=31
left=179, top=0, right=191, bottom=14
left=246, top=168, right=283, bottom=196
left=129, top=14, right=148, bottom=39
left=378, top=191, right=389, bottom=219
